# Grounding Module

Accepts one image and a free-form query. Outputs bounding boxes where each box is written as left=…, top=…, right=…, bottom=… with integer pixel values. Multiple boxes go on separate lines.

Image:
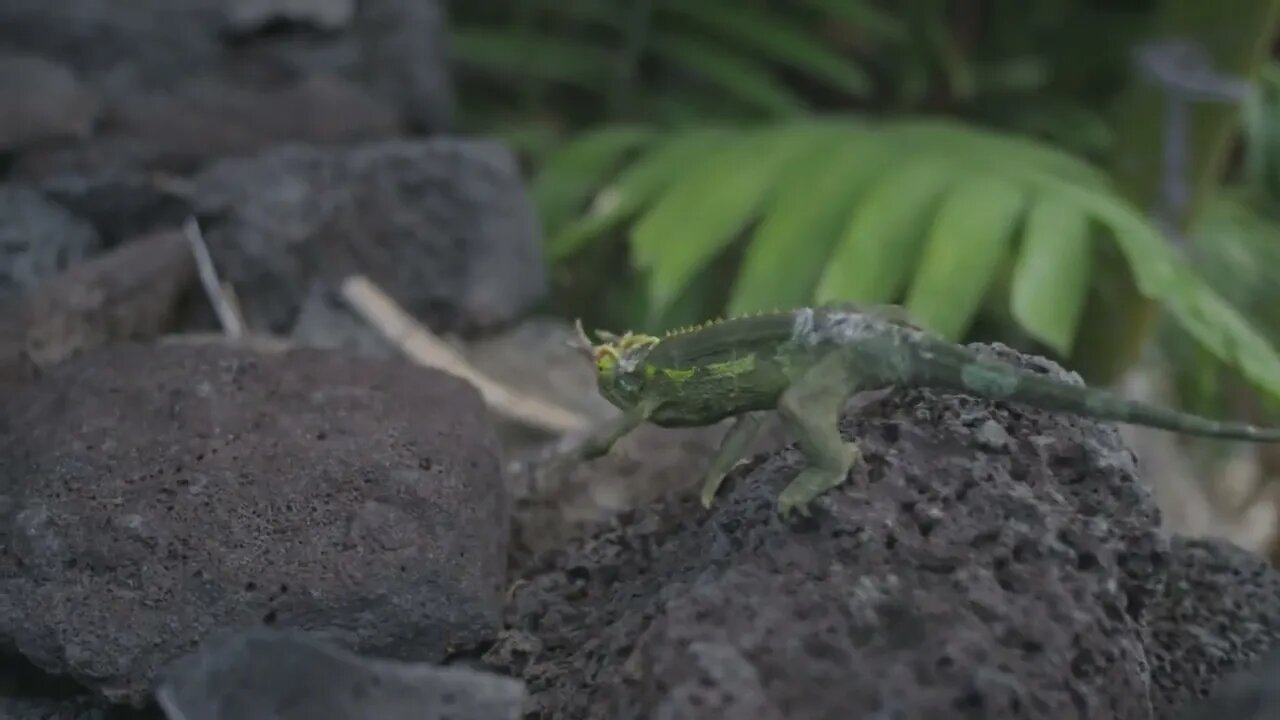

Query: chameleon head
left=572, top=318, right=658, bottom=409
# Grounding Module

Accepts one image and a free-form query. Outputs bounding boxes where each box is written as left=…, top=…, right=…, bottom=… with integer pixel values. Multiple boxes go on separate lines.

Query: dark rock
left=15, top=76, right=403, bottom=179
left=0, top=696, right=116, bottom=720
left=188, top=139, right=546, bottom=334
left=154, top=626, right=525, bottom=720
left=224, top=0, right=357, bottom=33
left=1148, top=535, right=1280, bottom=717
left=0, top=55, right=99, bottom=151
left=0, top=228, right=195, bottom=369
left=38, top=175, right=194, bottom=249
left=489, top=344, right=1169, bottom=719
left=289, top=282, right=398, bottom=358
left=0, top=185, right=101, bottom=296
left=0, top=343, right=509, bottom=707
left=0, top=0, right=452, bottom=153
left=0, top=0, right=225, bottom=93
left=1175, top=644, right=1280, bottom=720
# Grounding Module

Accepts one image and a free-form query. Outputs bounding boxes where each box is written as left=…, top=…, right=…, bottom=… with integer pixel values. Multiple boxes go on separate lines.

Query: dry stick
left=339, top=274, right=590, bottom=435
left=182, top=217, right=244, bottom=339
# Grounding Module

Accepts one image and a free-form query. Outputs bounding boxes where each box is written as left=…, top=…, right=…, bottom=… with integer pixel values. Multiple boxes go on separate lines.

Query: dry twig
left=339, top=274, right=590, bottom=435
left=182, top=216, right=244, bottom=339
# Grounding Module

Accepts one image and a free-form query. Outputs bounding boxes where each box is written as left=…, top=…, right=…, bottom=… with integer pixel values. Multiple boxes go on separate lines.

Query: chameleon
left=568, top=302, right=1280, bottom=518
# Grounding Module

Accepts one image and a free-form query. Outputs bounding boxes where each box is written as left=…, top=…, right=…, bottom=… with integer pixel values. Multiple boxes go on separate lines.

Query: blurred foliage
left=1161, top=61, right=1280, bottom=422
left=447, top=0, right=1138, bottom=156
left=447, top=0, right=1280, bottom=402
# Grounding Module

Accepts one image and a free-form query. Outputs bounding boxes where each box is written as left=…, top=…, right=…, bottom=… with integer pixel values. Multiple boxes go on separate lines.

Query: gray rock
left=37, top=175, right=194, bottom=248
left=189, top=139, right=546, bottom=334
left=289, top=282, right=399, bottom=358
left=0, top=696, right=113, bottom=720
left=1175, top=644, right=1280, bottom=720
left=0, top=0, right=224, bottom=93
left=1148, top=535, right=1280, bottom=717
left=0, top=185, right=101, bottom=296
left=0, top=0, right=452, bottom=149
left=0, top=343, right=510, bottom=707
left=0, top=55, right=99, bottom=150
left=16, top=76, right=403, bottom=178
left=490, top=344, right=1169, bottom=719
left=224, top=0, right=357, bottom=32
left=155, top=626, right=525, bottom=720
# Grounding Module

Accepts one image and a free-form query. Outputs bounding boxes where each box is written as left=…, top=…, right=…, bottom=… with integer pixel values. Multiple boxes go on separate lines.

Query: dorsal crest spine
left=659, top=307, right=786, bottom=342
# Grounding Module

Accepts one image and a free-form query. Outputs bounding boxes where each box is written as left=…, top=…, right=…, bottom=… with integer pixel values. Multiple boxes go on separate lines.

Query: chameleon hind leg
left=700, top=412, right=765, bottom=508
left=775, top=352, right=862, bottom=518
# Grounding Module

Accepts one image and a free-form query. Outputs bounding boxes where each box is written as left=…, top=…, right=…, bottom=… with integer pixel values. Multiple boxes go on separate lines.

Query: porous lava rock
left=1147, top=535, right=1280, bottom=717
left=0, top=343, right=509, bottom=707
left=490, top=344, right=1171, bottom=719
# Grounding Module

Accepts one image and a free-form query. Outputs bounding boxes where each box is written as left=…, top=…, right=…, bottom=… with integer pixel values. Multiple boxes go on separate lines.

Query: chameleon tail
left=908, top=338, right=1280, bottom=442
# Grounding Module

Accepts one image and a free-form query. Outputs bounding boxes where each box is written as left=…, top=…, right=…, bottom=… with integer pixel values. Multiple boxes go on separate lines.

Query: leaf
left=631, top=127, right=830, bottom=315
left=657, top=0, right=873, bottom=97
left=649, top=33, right=808, bottom=116
left=448, top=29, right=616, bottom=90
left=1037, top=174, right=1280, bottom=401
left=794, top=0, right=910, bottom=44
left=548, top=128, right=734, bottom=259
left=728, top=130, right=889, bottom=314
left=531, top=126, right=657, bottom=237
left=815, top=156, right=956, bottom=304
left=1009, top=194, right=1094, bottom=355
left=905, top=176, right=1028, bottom=339
left=882, top=119, right=1110, bottom=188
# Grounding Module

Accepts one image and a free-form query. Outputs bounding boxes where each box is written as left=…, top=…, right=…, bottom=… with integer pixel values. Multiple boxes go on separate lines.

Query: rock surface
left=1147, top=535, right=1280, bottom=716
left=0, top=343, right=509, bottom=707
left=187, top=139, right=546, bottom=334
left=0, top=185, right=102, bottom=296
left=0, top=0, right=452, bottom=178
left=155, top=627, right=525, bottom=720
left=0, top=54, right=99, bottom=150
left=1175, top=644, right=1280, bottom=720
left=488, top=344, right=1174, bottom=718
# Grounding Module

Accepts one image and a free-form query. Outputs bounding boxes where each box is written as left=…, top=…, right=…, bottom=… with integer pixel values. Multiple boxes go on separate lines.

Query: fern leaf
left=657, top=1, right=873, bottom=97
left=1043, top=176, right=1280, bottom=401
left=882, top=119, right=1109, bottom=188
left=548, top=128, right=734, bottom=259
left=649, top=33, right=808, bottom=116
left=532, top=126, right=657, bottom=237
left=815, top=156, right=956, bottom=304
left=1009, top=194, right=1093, bottom=355
left=631, top=127, right=832, bottom=316
left=728, top=131, right=889, bottom=314
left=794, top=0, right=910, bottom=44
left=904, top=177, right=1028, bottom=339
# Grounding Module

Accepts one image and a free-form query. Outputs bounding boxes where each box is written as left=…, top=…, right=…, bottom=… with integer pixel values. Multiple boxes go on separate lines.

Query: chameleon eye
left=594, top=347, right=620, bottom=374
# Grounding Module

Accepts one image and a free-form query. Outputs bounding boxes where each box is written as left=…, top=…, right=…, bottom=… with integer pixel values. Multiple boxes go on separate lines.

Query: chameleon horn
left=571, top=318, right=594, bottom=353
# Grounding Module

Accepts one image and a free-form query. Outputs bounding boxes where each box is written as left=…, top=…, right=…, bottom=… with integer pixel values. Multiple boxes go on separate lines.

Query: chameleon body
left=574, top=303, right=1280, bottom=518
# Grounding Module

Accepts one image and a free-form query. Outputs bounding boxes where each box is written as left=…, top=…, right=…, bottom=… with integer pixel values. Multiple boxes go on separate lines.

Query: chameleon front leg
left=775, top=352, right=862, bottom=518
left=700, top=411, right=765, bottom=508
left=576, top=399, right=656, bottom=460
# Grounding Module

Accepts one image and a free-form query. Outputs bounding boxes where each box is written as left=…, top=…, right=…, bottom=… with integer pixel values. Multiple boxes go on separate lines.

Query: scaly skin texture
left=573, top=303, right=1280, bottom=518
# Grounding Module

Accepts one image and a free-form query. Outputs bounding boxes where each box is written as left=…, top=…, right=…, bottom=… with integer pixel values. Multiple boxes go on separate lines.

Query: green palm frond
left=542, top=117, right=1280, bottom=401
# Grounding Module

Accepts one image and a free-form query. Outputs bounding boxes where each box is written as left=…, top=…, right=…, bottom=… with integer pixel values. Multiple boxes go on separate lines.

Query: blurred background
left=449, top=0, right=1280, bottom=561
left=6, top=0, right=1280, bottom=560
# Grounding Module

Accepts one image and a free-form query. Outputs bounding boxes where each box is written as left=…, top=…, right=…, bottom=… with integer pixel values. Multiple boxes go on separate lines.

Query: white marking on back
left=791, top=308, right=815, bottom=341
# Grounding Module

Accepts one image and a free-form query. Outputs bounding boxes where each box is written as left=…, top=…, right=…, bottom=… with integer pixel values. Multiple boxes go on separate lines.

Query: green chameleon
left=569, top=302, right=1280, bottom=518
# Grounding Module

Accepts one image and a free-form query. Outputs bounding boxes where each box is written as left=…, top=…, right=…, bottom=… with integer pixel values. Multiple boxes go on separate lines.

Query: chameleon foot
left=700, top=413, right=764, bottom=508
left=776, top=442, right=859, bottom=518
